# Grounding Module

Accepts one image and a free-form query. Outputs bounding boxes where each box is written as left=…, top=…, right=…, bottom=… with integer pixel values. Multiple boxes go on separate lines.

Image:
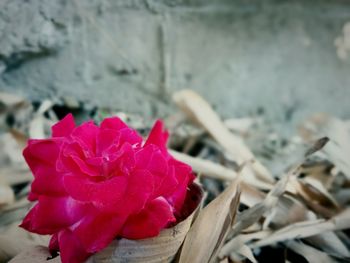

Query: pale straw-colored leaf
left=287, top=241, right=338, bottom=263
left=173, top=89, right=274, bottom=185
left=178, top=173, right=241, bottom=263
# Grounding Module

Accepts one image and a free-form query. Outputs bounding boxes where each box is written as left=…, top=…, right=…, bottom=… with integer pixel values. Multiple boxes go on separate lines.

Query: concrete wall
left=1, top=0, right=350, bottom=131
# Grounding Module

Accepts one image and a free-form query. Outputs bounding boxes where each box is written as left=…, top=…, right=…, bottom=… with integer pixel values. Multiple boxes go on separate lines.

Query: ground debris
left=2, top=90, right=350, bottom=263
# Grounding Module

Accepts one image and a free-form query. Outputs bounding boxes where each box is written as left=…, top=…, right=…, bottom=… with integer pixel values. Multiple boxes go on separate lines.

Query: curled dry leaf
left=178, top=172, right=241, bottom=263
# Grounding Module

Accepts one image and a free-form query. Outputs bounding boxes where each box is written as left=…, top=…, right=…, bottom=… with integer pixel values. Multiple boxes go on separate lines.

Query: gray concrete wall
left=1, top=0, right=350, bottom=131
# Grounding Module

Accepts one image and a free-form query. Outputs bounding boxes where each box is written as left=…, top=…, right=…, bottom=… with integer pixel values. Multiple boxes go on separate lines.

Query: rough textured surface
left=1, top=0, right=350, bottom=133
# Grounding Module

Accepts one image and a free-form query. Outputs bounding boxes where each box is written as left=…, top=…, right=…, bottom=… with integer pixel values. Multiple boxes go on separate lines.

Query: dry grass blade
left=227, top=175, right=289, bottom=240
left=170, top=150, right=238, bottom=181
left=170, top=150, right=272, bottom=191
left=287, top=241, right=338, bottom=263
left=178, top=173, right=241, bottom=263
left=173, top=89, right=274, bottom=184
left=249, top=217, right=349, bottom=249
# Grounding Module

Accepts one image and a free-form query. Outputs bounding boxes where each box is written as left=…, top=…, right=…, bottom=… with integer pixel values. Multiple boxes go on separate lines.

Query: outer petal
left=136, top=144, right=177, bottom=198
left=30, top=165, right=66, bottom=196
left=20, top=196, right=88, bottom=235
left=121, top=197, right=176, bottom=239
left=49, top=233, right=59, bottom=253
left=59, top=229, right=92, bottom=263
left=100, top=116, right=128, bottom=131
left=52, top=113, right=75, bottom=137
left=166, top=159, right=194, bottom=212
left=72, top=211, right=127, bottom=253
left=23, top=139, right=66, bottom=196
left=145, top=120, right=169, bottom=155
left=23, top=139, right=60, bottom=170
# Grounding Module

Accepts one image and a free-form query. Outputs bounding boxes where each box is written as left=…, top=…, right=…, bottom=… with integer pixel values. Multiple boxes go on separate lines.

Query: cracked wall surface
left=1, top=0, right=350, bottom=132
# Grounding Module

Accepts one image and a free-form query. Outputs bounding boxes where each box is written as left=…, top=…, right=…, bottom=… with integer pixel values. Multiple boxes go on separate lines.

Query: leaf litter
left=1, top=90, right=350, bottom=262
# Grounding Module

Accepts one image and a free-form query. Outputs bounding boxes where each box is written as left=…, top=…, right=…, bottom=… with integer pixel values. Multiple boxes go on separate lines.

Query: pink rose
left=20, top=114, right=194, bottom=263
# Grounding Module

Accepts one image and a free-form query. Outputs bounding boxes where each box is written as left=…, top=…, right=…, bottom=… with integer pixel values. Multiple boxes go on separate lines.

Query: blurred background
left=1, top=0, right=350, bottom=135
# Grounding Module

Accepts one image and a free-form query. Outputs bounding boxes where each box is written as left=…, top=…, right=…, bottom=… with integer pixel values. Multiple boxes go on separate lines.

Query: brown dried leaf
left=173, top=89, right=274, bottom=185
left=287, top=241, right=338, bottom=263
left=178, top=175, right=241, bottom=263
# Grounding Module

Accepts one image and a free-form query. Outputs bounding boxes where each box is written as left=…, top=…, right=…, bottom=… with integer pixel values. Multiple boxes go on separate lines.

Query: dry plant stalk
left=173, top=89, right=274, bottom=186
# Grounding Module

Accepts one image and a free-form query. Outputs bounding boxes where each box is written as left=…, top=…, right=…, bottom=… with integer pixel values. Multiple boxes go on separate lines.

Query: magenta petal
left=69, top=155, right=99, bottom=177
left=121, top=197, right=175, bottom=239
left=73, top=212, right=127, bottom=253
left=116, top=169, right=154, bottom=215
left=136, top=145, right=179, bottom=198
left=20, top=196, right=87, bottom=235
left=167, top=159, right=194, bottom=212
left=71, top=121, right=99, bottom=153
left=58, top=229, right=92, bottom=263
left=49, top=233, right=59, bottom=253
left=23, top=138, right=67, bottom=198
left=30, top=165, right=66, bottom=196
left=52, top=114, right=75, bottom=137
left=145, top=120, right=169, bottom=154
left=100, top=116, right=128, bottom=131
left=23, top=139, right=60, bottom=171
left=118, top=128, right=143, bottom=147
left=96, top=129, right=120, bottom=156
left=63, top=175, right=128, bottom=210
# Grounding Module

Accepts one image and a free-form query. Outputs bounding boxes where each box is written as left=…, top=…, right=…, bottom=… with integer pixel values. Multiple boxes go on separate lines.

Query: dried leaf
left=287, top=241, right=338, bottom=263
left=0, top=184, right=14, bottom=207
left=173, top=89, right=274, bottom=185
left=178, top=175, right=241, bottom=263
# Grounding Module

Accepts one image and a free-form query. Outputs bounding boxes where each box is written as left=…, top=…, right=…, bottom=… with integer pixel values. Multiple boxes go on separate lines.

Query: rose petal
left=115, top=169, right=154, bottom=215
left=49, top=233, right=59, bottom=253
left=145, top=120, right=169, bottom=155
left=63, top=175, right=128, bottom=210
left=23, top=139, right=61, bottom=171
left=121, top=197, right=175, bottom=239
left=52, top=113, right=75, bottom=137
left=96, top=129, right=120, bottom=156
left=20, top=196, right=88, bottom=235
left=59, top=229, right=92, bottom=263
left=71, top=121, right=99, bottom=153
left=136, top=144, right=177, bottom=198
left=72, top=211, right=127, bottom=253
left=167, top=159, right=194, bottom=212
left=23, top=139, right=66, bottom=196
left=30, top=165, right=66, bottom=196
left=100, top=116, right=128, bottom=131
left=118, top=128, right=143, bottom=147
